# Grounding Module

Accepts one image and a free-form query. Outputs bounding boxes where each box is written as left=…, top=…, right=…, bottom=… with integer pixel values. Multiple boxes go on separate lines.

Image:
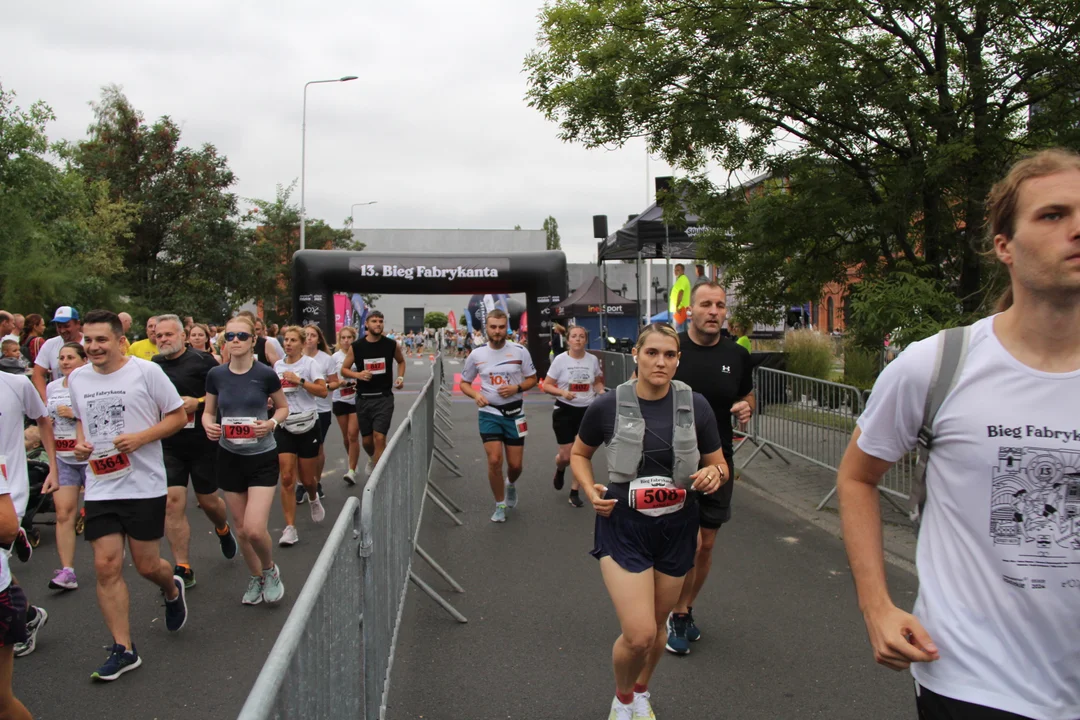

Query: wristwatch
left=270, top=418, right=279, bottom=430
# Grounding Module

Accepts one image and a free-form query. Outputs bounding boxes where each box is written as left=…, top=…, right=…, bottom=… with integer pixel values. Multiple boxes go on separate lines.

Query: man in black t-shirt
left=666, top=282, right=754, bottom=655
left=153, top=316, right=237, bottom=588
left=340, top=311, right=406, bottom=476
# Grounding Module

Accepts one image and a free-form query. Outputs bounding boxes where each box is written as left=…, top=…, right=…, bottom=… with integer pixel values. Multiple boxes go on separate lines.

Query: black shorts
left=332, top=401, right=356, bottom=417
left=163, top=432, right=218, bottom=495
left=274, top=425, right=321, bottom=459
left=0, top=585, right=28, bottom=648
left=217, top=447, right=279, bottom=493
left=357, top=394, right=395, bottom=437
left=84, top=496, right=167, bottom=542
left=916, top=683, right=1032, bottom=719
left=590, top=496, right=699, bottom=576
left=317, top=411, right=332, bottom=442
left=697, top=455, right=735, bottom=529
left=552, top=402, right=588, bottom=445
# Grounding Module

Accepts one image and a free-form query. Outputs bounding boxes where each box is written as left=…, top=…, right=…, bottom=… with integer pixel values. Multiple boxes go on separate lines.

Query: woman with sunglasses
left=330, top=327, right=361, bottom=485
left=274, top=326, right=328, bottom=546
left=203, top=318, right=290, bottom=605
left=570, top=324, right=727, bottom=720
left=44, top=341, right=89, bottom=591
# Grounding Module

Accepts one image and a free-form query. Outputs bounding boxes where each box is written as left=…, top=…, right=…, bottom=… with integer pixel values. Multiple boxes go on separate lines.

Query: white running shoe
left=608, top=697, right=634, bottom=720
left=261, top=564, right=285, bottom=604
left=310, top=497, right=326, bottom=523
left=504, top=479, right=518, bottom=508
left=490, top=504, right=507, bottom=523
left=632, top=691, right=656, bottom=720
left=365, top=458, right=375, bottom=475
left=343, top=469, right=356, bottom=486
left=278, top=525, right=299, bottom=546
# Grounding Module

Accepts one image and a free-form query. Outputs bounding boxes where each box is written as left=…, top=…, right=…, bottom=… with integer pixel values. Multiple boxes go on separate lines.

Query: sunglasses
left=224, top=331, right=252, bottom=342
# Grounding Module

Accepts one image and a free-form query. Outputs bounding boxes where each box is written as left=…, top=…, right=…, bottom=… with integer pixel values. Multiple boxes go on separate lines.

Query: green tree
left=246, top=183, right=363, bottom=325
left=424, top=311, right=449, bottom=329
left=526, top=0, right=1080, bottom=343
left=543, top=215, right=561, bottom=250
left=71, top=85, right=258, bottom=320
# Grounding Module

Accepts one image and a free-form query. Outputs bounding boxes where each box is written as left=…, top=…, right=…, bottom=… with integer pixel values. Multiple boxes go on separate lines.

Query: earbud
left=632, top=356, right=638, bottom=364
left=676, top=360, right=680, bottom=367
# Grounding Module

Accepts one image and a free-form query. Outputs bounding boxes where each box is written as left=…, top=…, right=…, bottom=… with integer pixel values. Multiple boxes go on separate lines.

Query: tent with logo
left=553, top=277, right=639, bottom=350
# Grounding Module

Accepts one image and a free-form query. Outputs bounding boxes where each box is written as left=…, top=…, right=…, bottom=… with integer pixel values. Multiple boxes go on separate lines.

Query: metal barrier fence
left=237, top=356, right=465, bottom=720
left=590, top=350, right=634, bottom=387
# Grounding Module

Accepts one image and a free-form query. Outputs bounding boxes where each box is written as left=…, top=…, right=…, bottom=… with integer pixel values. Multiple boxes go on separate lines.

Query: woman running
left=298, top=324, right=337, bottom=504
left=570, top=324, right=727, bottom=720
left=543, top=326, right=604, bottom=507
left=187, top=323, right=220, bottom=363
left=203, top=317, right=290, bottom=605
left=330, top=326, right=361, bottom=485
left=274, top=326, right=328, bottom=546
left=44, top=341, right=89, bottom=591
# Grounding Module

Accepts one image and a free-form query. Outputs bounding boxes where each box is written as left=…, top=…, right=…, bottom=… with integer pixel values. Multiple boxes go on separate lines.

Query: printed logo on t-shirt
left=990, top=444, right=1080, bottom=557
left=85, top=396, right=126, bottom=438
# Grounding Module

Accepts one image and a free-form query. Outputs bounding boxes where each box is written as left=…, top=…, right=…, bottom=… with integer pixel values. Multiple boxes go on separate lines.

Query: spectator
left=118, top=312, right=133, bottom=337
left=20, top=313, right=46, bottom=363
left=0, top=311, right=16, bottom=344
left=0, top=339, right=26, bottom=374
left=669, top=264, right=691, bottom=333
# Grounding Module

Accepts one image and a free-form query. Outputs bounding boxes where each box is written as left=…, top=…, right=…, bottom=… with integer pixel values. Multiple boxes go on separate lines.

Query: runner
left=838, top=148, right=1080, bottom=719
left=330, top=327, right=361, bottom=485
left=255, top=318, right=284, bottom=367
left=152, top=315, right=237, bottom=589
left=340, top=311, right=405, bottom=476
left=45, top=342, right=89, bottom=591
left=459, top=309, right=538, bottom=523
left=570, top=323, right=727, bottom=720
left=666, top=281, right=754, bottom=655
left=295, top=324, right=336, bottom=506
left=126, top=316, right=158, bottom=360
left=542, top=325, right=604, bottom=507
left=67, top=310, right=188, bottom=681
left=31, top=306, right=83, bottom=400
left=274, top=326, right=328, bottom=546
left=187, top=323, right=220, bottom=363
left=203, top=316, right=289, bottom=606
left=0, top=468, right=32, bottom=718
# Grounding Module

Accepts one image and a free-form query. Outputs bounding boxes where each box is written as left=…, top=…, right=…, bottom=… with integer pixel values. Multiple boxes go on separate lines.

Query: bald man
left=118, top=312, right=133, bottom=336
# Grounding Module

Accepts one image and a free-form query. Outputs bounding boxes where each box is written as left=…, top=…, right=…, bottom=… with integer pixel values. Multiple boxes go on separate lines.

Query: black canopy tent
left=554, top=277, right=639, bottom=350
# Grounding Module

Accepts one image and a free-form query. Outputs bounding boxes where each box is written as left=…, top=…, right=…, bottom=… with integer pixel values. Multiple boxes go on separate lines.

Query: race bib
left=628, top=476, right=686, bottom=517
left=89, top=448, right=133, bottom=482
left=223, top=416, right=258, bottom=445
left=340, top=380, right=357, bottom=398
left=364, top=358, right=387, bottom=375
left=569, top=383, right=591, bottom=393
left=0, top=455, right=6, bottom=482
left=184, top=412, right=196, bottom=430
left=514, top=416, right=529, bottom=438
left=280, top=373, right=300, bottom=393
left=55, top=437, right=78, bottom=459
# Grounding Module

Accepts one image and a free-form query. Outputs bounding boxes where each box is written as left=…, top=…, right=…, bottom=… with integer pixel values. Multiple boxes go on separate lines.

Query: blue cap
left=51, top=306, right=80, bottom=323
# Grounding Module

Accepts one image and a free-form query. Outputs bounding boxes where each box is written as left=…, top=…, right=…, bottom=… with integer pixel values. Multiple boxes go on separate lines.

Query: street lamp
left=300, top=75, right=358, bottom=251
left=349, top=201, right=378, bottom=225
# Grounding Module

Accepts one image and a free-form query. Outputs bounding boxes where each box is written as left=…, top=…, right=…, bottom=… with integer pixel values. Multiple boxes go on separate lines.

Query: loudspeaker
left=655, top=176, right=673, bottom=197
left=593, top=215, right=608, bottom=239
left=628, top=214, right=638, bottom=222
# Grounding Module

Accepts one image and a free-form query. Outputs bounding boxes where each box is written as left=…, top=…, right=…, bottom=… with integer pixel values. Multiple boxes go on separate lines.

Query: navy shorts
left=590, top=491, right=699, bottom=577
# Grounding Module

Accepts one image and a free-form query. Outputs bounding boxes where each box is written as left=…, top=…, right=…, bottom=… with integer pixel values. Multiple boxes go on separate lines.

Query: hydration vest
left=607, top=379, right=700, bottom=488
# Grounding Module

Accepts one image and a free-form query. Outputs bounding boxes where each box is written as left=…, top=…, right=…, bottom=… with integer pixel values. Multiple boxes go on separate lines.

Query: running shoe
left=343, top=469, right=356, bottom=486
left=686, top=606, right=701, bottom=642
left=218, top=526, right=238, bottom=560
left=490, top=504, right=507, bottom=523
left=310, top=496, right=326, bottom=523
left=174, top=564, right=196, bottom=589
left=553, top=467, right=565, bottom=490
left=242, top=575, right=264, bottom=605
left=48, top=567, right=78, bottom=591
left=14, top=606, right=47, bottom=657
left=261, top=564, right=285, bottom=604
left=295, top=483, right=307, bottom=505
left=91, top=644, right=141, bottom=682
left=608, top=697, right=634, bottom=720
left=279, top=525, right=299, bottom=546
left=365, top=457, right=375, bottom=475
left=665, top=612, right=690, bottom=655
left=632, top=691, right=656, bottom=720
left=568, top=490, right=584, bottom=508
left=164, top=576, right=187, bottom=632
left=317, top=482, right=325, bottom=500
left=504, top=479, right=518, bottom=509
left=14, top=527, right=31, bottom=563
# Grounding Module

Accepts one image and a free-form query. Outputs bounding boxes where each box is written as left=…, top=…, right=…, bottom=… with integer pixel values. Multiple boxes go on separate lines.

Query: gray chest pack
left=909, top=325, right=972, bottom=531
left=607, top=379, right=700, bottom=487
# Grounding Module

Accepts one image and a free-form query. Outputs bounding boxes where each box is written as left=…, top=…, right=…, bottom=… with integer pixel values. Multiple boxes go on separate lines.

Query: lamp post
left=349, top=201, right=378, bottom=225
left=300, top=75, right=358, bottom=251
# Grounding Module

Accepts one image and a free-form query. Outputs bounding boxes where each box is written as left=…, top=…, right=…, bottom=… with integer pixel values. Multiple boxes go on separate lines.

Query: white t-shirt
left=461, top=342, right=537, bottom=416
left=307, top=351, right=336, bottom=414
left=0, top=334, right=18, bottom=345
left=331, top=350, right=357, bottom=405
left=67, top=358, right=184, bottom=501
left=266, top=336, right=285, bottom=363
left=0, top=475, right=11, bottom=591
left=857, top=315, right=1080, bottom=720
left=0, top=372, right=46, bottom=518
left=546, top=352, right=603, bottom=408
left=46, top=377, right=85, bottom=466
left=274, top=355, right=325, bottom=421
left=34, top=334, right=84, bottom=383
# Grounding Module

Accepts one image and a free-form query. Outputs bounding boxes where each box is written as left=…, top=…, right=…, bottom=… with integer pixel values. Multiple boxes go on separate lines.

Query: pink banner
left=447, top=310, right=457, bottom=331
left=333, top=294, right=349, bottom=334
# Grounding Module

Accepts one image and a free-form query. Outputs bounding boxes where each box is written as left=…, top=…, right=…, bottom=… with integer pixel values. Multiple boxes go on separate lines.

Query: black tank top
left=351, top=337, right=397, bottom=396
left=254, top=337, right=272, bottom=366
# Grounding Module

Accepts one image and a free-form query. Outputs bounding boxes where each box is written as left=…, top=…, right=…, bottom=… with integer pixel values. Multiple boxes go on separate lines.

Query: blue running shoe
left=665, top=612, right=690, bottom=655
left=504, top=479, right=518, bottom=508
left=490, top=504, right=507, bottom=523
left=92, top=644, right=142, bottom=682
left=686, top=606, right=701, bottom=642
left=165, top=576, right=187, bottom=632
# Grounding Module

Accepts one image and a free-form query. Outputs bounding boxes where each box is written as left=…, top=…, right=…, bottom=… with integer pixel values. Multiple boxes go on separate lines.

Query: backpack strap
left=909, top=325, right=971, bottom=530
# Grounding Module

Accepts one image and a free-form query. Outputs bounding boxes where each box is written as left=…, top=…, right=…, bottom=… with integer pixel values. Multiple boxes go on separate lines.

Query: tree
left=543, top=215, right=561, bottom=250
left=424, top=311, right=448, bottom=329
left=526, top=0, right=1080, bottom=342
left=71, top=86, right=258, bottom=320
left=246, top=183, right=362, bottom=325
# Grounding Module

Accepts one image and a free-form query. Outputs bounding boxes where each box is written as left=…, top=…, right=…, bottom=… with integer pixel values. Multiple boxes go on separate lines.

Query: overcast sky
left=0, top=0, right=704, bottom=263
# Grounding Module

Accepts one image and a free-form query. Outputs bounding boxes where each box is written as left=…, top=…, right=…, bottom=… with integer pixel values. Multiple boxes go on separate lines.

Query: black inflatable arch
left=292, top=250, right=568, bottom=376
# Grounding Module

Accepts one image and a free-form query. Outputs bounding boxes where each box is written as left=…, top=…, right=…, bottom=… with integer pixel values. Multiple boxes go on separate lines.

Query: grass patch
left=761, top=404, right=858, bottom=433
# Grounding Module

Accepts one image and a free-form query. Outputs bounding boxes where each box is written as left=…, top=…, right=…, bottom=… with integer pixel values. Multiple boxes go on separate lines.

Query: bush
left=783, top=329, right=835, bottom=380
left=843, top=343, right=880, bottom=390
